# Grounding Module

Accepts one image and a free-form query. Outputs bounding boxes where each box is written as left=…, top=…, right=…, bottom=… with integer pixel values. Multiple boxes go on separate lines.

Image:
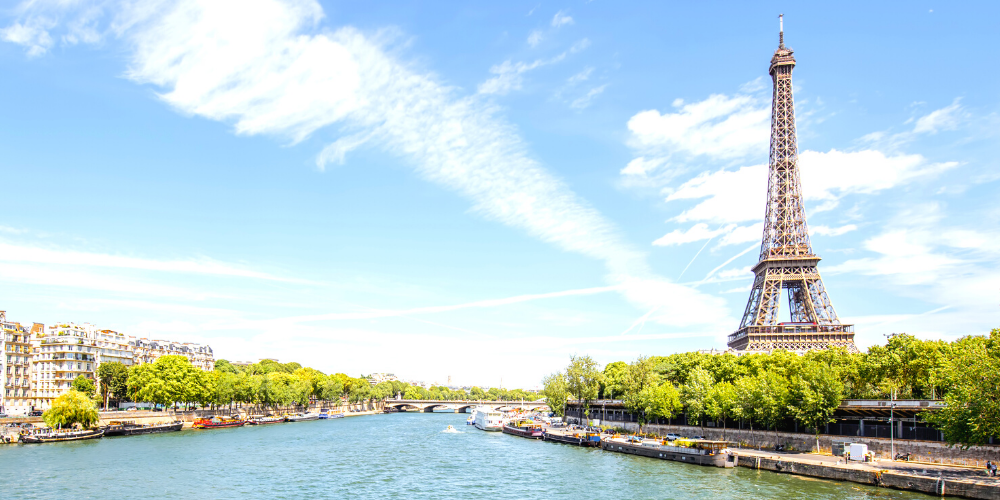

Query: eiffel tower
left=728, top=16, right=857, bottom=353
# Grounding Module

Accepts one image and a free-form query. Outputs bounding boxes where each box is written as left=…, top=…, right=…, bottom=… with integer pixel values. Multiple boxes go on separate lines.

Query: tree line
left=47, top=356, right=538, bottom=427
left=540, top=329, right=1000, bottom=449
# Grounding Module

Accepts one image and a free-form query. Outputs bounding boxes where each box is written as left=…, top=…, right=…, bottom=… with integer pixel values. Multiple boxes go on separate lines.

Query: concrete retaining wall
left=739, top=454, right=999, bottom=500
left=567, top=417, right=1000, bottom=467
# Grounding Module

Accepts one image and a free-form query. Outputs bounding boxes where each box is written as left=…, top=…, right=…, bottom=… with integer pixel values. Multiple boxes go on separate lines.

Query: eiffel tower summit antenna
left=727, top=18, right=858, bottom=354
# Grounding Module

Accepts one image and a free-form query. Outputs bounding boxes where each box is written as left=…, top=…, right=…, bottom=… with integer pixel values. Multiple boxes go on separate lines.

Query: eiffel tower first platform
left=727, top=16, right=857, bottom=353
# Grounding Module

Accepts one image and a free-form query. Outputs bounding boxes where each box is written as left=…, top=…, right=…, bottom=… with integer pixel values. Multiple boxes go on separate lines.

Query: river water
left=0, top=412, right=933, bottom=499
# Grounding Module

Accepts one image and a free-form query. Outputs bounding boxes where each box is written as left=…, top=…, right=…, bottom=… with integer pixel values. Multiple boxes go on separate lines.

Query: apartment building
left=31, top=322, right=99, bottom=410
left=1, top=312, right=34, bottom=416
left=130, top=338, right=215, bottom=371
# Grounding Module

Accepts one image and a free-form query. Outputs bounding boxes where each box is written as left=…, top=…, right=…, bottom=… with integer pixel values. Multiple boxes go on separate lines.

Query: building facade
left=32, top=322, right=99, bottom=410
left=130, top=338, right=215, bottom=371
left=2, top=312, right=34, bottom=415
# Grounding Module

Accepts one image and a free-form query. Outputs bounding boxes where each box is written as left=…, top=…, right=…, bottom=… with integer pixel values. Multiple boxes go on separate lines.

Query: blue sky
left=1, top=1, right=997, bottom=388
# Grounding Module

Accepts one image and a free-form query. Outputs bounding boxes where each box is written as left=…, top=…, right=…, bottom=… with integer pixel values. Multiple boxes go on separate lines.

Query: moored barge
left=247, top=415, right=286, bottom=425
left=103, top=420, right=183, bottom=436
left=192, top=416, right=246, bottom=429
left=20, top=428, right=104, bottom=443
left=601, top=436, right=736, bottom=467
left=502, top=420, right=544, bottom=439
left=542, top=427, right=601, bottom=447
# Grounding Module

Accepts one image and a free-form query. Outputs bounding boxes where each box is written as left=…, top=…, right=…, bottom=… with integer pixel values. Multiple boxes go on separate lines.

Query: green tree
left=924, top=330, right=1000, bottom=447
left=733, top=375, right=764, bottom=448
left=622, top=356, right=657, bottom=418
left=680, top=367, right=714, bottom=427
left=601, top=361, right=627, bottom=399
left=128, top=355, right=205, bottom=409
left=540, top=371, right=568, bottom=417
left=320, top=376, right=345, bottom=403
left=788, top=361, right=845, bottom=453
left=214, top=359, right=241, bottom=374
left=97, top=362, right=129, bottom=409
left=706, top=381, right=737, bottom=439
left=43, top=389, right=99, bottom=429
left=469, top=386, right=486, bottom=400
left=639, top=382, right=682, bottom=431
left=71, top=375, right=96, bottom=399
left=565, top=355, right=602, bottom=419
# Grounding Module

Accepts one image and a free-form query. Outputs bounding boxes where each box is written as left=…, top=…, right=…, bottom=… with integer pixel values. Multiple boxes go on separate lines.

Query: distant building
left=1, top=312, right=34, bottom=416
left=367, top=373, right=397, bottom=385
left=130, top=337, right=215, bottom=371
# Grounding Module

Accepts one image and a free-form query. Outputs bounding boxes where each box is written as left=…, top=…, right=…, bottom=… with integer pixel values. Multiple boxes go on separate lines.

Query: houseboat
left=285, top=412, right=320, bottom=422
left=601, top=436, right=736, bottom=468
left=502, top=420, right=544, bottom=439
left=247, top=415, right=286, bottom=425
left=102, top=420, right=183, bottom=436
left=192, top=416, right=246, bottom=429
left=20, top=428, right=104, bottom=443
left=542, top=426, right=602, bottom=447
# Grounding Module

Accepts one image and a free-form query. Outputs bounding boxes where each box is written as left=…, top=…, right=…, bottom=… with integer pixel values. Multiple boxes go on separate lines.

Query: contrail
left=697, top=243, right=758, bottom=285
left=287, top=284, right=626, bottom=323
left=678, top=235, right=715, bottom=279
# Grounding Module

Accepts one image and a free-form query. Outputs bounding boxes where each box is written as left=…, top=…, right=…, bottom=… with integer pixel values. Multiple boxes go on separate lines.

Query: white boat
left=285, top=412, right=320, bottom=422
left=474, top=408, right=503, bottom=431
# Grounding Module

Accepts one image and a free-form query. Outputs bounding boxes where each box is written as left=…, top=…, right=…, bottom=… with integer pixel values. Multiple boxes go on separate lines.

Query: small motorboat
left=443, top=425, right=460, bottom=433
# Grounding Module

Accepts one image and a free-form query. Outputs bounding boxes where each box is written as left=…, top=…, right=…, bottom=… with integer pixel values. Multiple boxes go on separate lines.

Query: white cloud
left=718, top=223, right=762, bottom=246
left=811, top=224, right=857, bottom=237
left=570, top=84, right=607, bottom=109
left=620, top=156, right=665, bottom=176
left=478, top=39, right=589, bottom=95
left=913, top=99, right=962, bottom=134
left=665, top=150, right=956, bottom=224
left=478, top=59, right=547, bottom=95
left=566, top=66, right=592, bottom=85
left=1, top=18, right=55, bottom=56
left=717, top=266, right=750, bottom=280
left=652, top=223, right=731, bottom=246
left=551, top=10, right=573, bottom=27
left=527, top=29, right=543, bottom=47
left=0, top=242, right=297, bottom=282
left=626, top=93, right=770, bottom=161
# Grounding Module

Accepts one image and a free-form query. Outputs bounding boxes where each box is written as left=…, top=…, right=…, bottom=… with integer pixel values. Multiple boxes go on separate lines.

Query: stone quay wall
left=566, top=416, right=1000, bottom=467
left=739, top=454, right=999, bottom=500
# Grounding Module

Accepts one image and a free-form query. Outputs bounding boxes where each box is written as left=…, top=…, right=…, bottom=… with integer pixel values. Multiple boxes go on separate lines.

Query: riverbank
left=735, top=449, right=998, bottom=499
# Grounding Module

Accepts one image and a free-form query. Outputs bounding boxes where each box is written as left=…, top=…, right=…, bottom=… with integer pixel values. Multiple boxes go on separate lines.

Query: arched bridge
left=385, top=400, right=550, bottom=413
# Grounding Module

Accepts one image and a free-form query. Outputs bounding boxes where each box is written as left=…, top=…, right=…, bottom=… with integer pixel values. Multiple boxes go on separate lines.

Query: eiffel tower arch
left=728, top=16, right=857, bottom=354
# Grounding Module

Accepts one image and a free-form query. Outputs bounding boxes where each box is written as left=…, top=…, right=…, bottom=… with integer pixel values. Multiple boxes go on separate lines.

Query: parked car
left=0, top=413, right=8, bottom=418
left=28, top=410, right=43, bottom=417
left=691, top=435, right=706, bottom=440
left=665, top=433, right=681, bottom=441
left=126, top=406, right=139, bottom=412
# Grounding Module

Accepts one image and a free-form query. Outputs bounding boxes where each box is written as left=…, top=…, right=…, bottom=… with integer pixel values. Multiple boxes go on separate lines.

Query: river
left=0, top=412, right=934, bottom=499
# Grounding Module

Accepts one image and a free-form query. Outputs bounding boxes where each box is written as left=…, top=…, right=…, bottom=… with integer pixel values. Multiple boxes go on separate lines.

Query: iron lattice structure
left=728, top=19, right=857, bottom=353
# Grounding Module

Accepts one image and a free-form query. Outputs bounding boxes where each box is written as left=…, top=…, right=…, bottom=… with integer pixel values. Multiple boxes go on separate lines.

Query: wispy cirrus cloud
left=0, top=242, right=298, bottom=282
left=478, top=38, right=590, bottom=95
left=551, top=10, right=573, bottom=28
left=2, top=0, right=730, bottom=330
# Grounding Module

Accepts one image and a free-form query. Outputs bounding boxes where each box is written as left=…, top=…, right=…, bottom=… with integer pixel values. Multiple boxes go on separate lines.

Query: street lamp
left=890, top=393, right=897, bottom=460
